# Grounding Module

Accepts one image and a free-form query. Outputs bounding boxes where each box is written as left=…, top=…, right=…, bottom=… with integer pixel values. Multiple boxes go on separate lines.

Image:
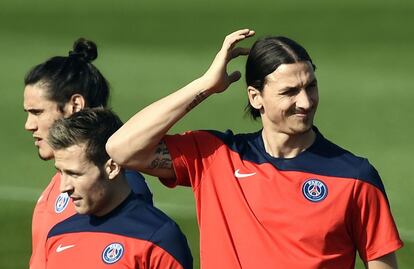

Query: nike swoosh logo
left=56, top=244, right=76, bottom=253
left=234, top=169, right=256, bottom=178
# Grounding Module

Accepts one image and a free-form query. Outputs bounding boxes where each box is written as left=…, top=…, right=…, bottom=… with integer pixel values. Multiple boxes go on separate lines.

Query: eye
left=281, top=87, right=300, bottom=96
left=27, top=109, right=43, bottom=116
left=67, top=171, right=81, bottom=178
left=60, top=169, right=82, bottom=178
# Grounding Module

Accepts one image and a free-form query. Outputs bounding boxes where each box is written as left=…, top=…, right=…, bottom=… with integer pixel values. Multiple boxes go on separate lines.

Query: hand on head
left=202, top=29, right=255, bottom=94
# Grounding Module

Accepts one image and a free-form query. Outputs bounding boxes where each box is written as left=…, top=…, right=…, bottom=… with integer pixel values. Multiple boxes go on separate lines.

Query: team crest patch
left=54, top=193, right=70, bottom=213
left=102, top=243, right=124, bottom=264
left=302, top=179, right=328, bottom=202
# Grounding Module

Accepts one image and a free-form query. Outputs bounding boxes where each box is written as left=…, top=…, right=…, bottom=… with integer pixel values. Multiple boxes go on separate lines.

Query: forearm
left=106, top=29, right=254, bottom=176
left=106, top=77, right=213, bottom=170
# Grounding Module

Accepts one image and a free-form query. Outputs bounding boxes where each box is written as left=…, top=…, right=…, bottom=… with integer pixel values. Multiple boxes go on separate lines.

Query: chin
left=38, top=152, right=54, bottom=161
left=75, top=208, right=90, bottom=215
left=289, top=123, right=313, bottom=135
left=37, top=148, right=55, bottom=161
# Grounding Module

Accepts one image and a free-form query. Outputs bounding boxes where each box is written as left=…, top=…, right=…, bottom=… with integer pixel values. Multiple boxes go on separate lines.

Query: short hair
left=24, top=38, right=110, bottom=111
left=48, top=108, right=122, bottom=166
left=245, top=36, right=316, bottom=119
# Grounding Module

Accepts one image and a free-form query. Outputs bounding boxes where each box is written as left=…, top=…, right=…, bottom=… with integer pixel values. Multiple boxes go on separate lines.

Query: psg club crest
left=102, top=243, right=124, bottom=264
left=302, top=179, right=328, bottom=202
left=54, top=193, right=70, bottom=213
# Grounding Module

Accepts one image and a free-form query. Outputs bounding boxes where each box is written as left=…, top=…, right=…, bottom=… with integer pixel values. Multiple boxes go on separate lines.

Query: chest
left=46, top=232, right=145, bottom=269
left=199, top=152, right=356, bottom=243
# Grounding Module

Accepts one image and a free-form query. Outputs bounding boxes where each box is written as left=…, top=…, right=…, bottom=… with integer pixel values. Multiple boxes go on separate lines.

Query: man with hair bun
left=23, top=38, right=153, bottom=269
left=46, top=108, right=192, bottom=269
left=107, top=29, right=403, bottom=268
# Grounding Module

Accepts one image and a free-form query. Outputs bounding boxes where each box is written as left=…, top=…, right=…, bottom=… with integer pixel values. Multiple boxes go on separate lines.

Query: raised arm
left=106, top=29, right=255, bottom=179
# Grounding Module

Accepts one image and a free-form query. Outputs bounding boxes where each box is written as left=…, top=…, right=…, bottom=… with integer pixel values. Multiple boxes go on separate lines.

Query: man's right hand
left=201, top=29, right=255, bottom=94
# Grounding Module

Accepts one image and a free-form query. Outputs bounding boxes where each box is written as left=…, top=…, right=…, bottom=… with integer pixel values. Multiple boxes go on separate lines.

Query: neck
left=261, top=127, right=316, bottom=158
left=94, top=175, right=131, bottom=217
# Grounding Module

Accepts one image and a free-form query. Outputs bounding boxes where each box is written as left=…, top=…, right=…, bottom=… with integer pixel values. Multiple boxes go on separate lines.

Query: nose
left=296, top=88, right=315, bottom=110
left=24, top=114, right=37, bottom=131
left=59, top=173, right=74, bottom=194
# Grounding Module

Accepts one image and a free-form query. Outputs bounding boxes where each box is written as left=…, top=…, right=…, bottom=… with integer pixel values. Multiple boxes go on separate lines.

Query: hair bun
left=69, top=38, right=98, bottom=62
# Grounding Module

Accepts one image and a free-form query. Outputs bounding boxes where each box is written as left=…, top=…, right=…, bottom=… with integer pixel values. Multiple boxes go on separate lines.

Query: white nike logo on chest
left=56, top=244, right=76, bottom=253
left=234, top=169, right=257, bottom=178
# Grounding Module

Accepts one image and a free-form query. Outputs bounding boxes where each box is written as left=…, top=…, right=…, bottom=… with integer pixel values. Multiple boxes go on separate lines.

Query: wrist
left=193, top=76, right=218, bottom=96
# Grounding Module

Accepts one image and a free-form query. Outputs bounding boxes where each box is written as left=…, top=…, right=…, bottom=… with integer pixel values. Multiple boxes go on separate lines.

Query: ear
left=104, top=159, right=122, bottom=180
left=247, top=86, right=263, bottom=110
left=64, top=94, right=86, bottom=115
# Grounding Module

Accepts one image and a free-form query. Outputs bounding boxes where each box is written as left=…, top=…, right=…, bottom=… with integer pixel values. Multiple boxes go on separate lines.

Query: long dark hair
left=24, top=38, right=110, bottom=111
left=245, top=36, right=316, bottom=119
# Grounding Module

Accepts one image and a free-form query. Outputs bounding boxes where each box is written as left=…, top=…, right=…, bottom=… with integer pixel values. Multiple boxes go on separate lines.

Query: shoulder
left=205, top=129, right=260, bottom=146
left=148, top=217, right=193, bottom=268
left=48, top=194, right=183, bottom=241
left=311, top=129, right=385, bottom=194
left=163, top=129, right=257, bottom=156
left=165, top=129, right=256, bottom=144
left=124, top=170, right=153, bottom=204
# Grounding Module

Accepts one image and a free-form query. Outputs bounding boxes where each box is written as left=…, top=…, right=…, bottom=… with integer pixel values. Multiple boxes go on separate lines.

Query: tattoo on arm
left=186, top=91, right=208, bottom=112
left=148, top=141, right=172, bottom=169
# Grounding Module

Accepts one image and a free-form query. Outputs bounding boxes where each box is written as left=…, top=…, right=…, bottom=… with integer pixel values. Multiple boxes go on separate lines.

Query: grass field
left=1, top=0, right=413, bottom=268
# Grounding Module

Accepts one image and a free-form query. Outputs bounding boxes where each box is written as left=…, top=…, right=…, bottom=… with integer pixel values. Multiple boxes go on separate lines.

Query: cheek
left=39, top=116, right=56, bottom=133
left=86, top=181, right=108, bottom=202
left=43, top=110, right=64, bottom=129
left=263, top=100, right=291, bottom=118
left=311, top=89, right=319, bottom=104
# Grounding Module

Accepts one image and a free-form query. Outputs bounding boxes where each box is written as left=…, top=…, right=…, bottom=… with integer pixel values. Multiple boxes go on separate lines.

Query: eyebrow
left=279, top=79, right=318, bottom=94
left=284, top=78, right=318, bottom=90
left=54, top=166, right=79, bottom=175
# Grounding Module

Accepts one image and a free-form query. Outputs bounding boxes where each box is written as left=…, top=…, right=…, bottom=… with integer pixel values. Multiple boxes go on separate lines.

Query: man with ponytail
left=107, top=29, right=403, bottom=268
left=23, top=38, right=153, bottom=269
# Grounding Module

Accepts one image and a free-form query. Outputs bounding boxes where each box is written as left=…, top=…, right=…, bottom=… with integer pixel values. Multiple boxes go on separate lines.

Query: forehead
left=54, top=144, right=90, bottom=169
left=265, top=61, right=316, bottom=88
left=23, top=84, right=54, bottom=107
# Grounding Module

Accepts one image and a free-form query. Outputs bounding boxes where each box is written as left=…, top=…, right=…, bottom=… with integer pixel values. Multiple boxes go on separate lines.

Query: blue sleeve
left=125, top=170, right=153, bottom=205
left=150, top=221, right=193, bottom=269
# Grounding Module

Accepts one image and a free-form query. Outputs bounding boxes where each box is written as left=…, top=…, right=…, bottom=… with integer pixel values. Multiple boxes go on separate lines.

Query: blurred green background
left=0, top=0, right=413, bottom=268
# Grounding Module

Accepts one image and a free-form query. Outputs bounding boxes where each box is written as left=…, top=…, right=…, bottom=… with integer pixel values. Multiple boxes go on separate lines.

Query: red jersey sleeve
left=351, top=160, right=403, bottom=262
left=161, top=131, right=221, bottom=189
left=143, top=243, right=187, bottom=269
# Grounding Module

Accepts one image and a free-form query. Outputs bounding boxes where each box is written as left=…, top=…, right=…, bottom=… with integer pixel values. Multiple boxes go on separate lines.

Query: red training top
left=45, top=193, right=192, bottom=269
left=30, top=171, right=152, bottom=269
left=161, top=128, right=403, bottom=269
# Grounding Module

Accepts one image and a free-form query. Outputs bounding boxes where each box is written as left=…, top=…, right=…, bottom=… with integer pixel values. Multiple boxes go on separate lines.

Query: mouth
left=294, top=112, right=312, bottom=118
left=33, top=136, right=42, bottom=146
left=293, top=108, right=314, bottom=119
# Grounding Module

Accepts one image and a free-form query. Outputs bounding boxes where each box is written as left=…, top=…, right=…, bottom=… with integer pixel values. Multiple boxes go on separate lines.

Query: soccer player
left=23, top=38, right=153, bottom=269
left=106, top=29, right=403, bottom=269
left=46, top=108, right=192, bottom=269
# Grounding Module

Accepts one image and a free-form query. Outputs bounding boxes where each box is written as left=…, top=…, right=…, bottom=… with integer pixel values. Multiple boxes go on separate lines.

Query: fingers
left=229, top=47, right=250, bottom=60
left=228, top=71, right=242, bottom=84
left=229, top=29, right=255, bottom=42
left=229, top=29, right=256, bottom=40
left=222, top=29, right=255, bottom=51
